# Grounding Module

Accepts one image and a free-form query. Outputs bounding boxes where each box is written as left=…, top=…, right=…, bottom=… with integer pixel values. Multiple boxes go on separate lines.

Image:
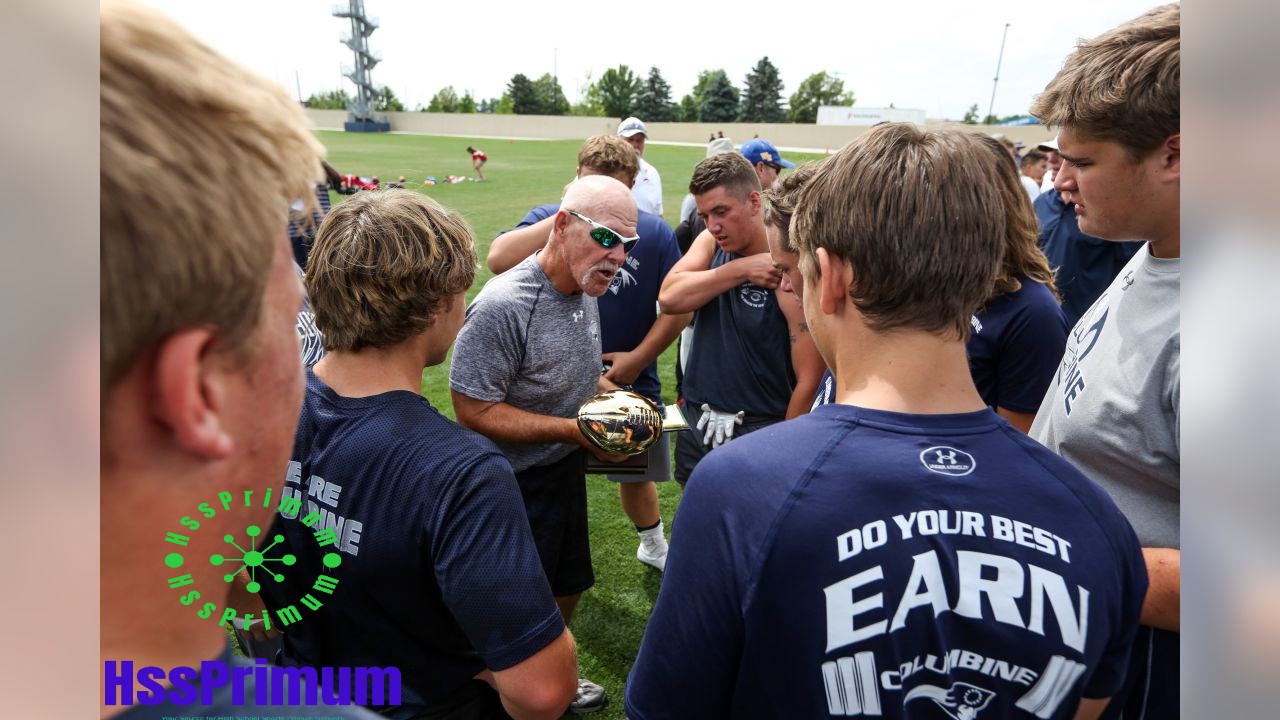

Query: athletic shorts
left=514, top=450, right=593, bottom=597
left=606, top=429, right=672, bottom=484
left=674, top=402, right=781, bottom=486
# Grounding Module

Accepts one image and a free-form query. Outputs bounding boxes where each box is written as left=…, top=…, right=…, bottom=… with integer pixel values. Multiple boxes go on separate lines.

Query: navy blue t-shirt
left=261, top=370, right=564, bottom=719
left=513, top=203, right=681, bottom=401
left=627, top=404, right=1147, bottom=719
left=811, top=368, right=836, bottom=410
left=683, top=247, right=794, bottom=419
left=1034, top=190, right=1143, bottom=328
left=968, top=278, right=1068, bottom=413
left=289, top=184, right=332, bottom=270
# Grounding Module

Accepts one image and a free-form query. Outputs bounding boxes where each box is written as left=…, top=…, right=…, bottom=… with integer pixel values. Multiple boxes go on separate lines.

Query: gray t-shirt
left=450, top=254, right=602, bottom=473
left=1031, top=244, right=1180, bottom=548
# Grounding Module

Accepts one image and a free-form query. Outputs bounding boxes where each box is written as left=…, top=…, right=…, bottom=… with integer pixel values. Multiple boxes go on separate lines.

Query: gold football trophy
left=576, top=390, right=664, bottom=457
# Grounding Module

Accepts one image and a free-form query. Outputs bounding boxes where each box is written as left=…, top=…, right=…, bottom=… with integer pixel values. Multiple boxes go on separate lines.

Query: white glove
left=696, top=403, right=745, bottom=448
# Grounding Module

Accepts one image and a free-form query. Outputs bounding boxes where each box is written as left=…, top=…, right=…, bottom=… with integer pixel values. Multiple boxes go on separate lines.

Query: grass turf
left=314, top=130, right=825, bottom=717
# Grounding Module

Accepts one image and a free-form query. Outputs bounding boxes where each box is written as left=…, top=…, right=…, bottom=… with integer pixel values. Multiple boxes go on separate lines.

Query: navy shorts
left=1099, top=624, right=1179, bottom=719
left=674, top=402, right=781, bottom=486
left=515, top=450, right=594, bottom=597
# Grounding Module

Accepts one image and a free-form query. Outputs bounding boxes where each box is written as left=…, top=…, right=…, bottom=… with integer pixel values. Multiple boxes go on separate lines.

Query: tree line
left=306, top=59, right=855, bottom=124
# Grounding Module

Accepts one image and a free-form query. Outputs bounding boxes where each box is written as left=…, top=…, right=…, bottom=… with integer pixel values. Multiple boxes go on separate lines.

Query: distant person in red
left=467, top=145, right=488, bottom=181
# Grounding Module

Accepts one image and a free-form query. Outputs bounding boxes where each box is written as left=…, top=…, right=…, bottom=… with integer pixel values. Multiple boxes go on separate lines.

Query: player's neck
left=537, top=246, right=582, bottom=295
left=830, top=330, right=986, bottom=415
left=101, top=481, right=231, bottom=717
left=741, top=222, right=769, bottom=256
left=1147, top=209, right=1181, bottom=259
left=313, top=344, right=428, bottom=397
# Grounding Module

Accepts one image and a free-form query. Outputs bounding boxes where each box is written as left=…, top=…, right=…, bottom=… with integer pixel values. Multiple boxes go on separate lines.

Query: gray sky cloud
left=138, top=0, right=1166, bottom=120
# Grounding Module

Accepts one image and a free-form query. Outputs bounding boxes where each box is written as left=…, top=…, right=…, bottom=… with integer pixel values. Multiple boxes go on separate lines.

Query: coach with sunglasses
left=451, top=173, right=638, bottom=714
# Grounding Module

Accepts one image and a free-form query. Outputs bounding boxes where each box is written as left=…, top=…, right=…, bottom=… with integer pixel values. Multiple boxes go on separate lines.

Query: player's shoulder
left=522, top=202, right=560, bottom=225
left=472, top=259, right=544, bottom=307
left=637, top=210, right=675, bottom=241
left=383, top=407, right=514, bottom=487
left=693, top=413, right=845, bottom=489
left=1002, top=428, right=1140, bottom=542
left=999, top=278, right=1065, bottom=326
left=1016, top=276, right=1060, bottom=306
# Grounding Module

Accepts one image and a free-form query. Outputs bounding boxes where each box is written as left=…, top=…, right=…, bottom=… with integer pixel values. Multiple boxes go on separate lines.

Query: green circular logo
left=163, top=488, right=345, bottom=633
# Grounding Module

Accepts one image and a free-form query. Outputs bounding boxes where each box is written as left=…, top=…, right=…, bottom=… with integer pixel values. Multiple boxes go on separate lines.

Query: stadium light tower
left=333, top=1, right=387, bottom=130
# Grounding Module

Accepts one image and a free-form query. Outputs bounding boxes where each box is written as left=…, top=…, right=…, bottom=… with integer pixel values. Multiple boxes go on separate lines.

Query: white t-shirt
left=633, top=157, right=663, bottom=217
left=1021, top=175, right=1041, bottom=202
left=1041, top=170, right=1056, bottom=193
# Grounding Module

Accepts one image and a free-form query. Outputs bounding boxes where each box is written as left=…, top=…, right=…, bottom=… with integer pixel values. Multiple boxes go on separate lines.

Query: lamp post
left=987, top=22, right=1011, bottom=124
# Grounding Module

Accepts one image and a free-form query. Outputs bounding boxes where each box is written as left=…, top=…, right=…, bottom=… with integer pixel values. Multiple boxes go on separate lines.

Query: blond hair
left=762, top=161, right=823, bottom=253
left=305, top=190, right=477, bottom=352
left=101, top=0, right=322, bottom=390
left=578, top=135, right=640, bottom=185
left=1030, top=3, right=1179, bottom=156
left=791, top=124, right=1005, bottom=339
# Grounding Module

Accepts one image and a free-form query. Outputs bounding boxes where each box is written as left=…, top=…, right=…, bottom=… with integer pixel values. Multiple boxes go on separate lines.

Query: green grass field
left=316, top=130, right=825, bottom=718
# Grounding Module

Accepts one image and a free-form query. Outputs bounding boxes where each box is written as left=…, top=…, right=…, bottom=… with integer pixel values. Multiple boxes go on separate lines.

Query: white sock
left=639, top=521, right=667, bottom=547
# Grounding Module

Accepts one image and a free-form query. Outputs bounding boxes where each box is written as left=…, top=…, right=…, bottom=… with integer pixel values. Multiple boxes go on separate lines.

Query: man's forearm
left=487, top=218, right=554, bottom=274
left=659, top=264, right=746, bottom=314
left=1141, top=547, right=1179, bottom=631
left=452, top=391, right=583, bottom=448
left=785, top=374, right=821, bottom=420
left=630, top=312, right=693, bottom=367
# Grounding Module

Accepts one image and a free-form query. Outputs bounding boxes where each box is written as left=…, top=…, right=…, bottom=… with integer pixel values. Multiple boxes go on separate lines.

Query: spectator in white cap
left=618, top=116, right=664, bottom=217
left=738, top=138, right=795, bottom=191
left=1038, top=136, right=1063, bottom=192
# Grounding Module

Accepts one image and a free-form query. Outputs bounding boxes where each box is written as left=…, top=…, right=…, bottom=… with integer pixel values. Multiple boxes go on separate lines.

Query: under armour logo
left=1121, top=271, right=1135, bottom=291
left=572, top=310, right=584, bottom=323
left=920, top=446, right=976, bottom=476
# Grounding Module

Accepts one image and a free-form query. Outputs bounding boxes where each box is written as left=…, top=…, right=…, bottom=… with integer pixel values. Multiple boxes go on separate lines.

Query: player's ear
left=553, top=209, right=573, bottom=240
left=151, top=328, right=235, bottom=460
left=816, top=248, right=848, bottom=317
left=1158, top=133, right=1179, bottom=184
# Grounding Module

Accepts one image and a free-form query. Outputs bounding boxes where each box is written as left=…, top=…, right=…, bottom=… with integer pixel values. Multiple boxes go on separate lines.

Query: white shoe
left=637, top=533, right=668, bottom=572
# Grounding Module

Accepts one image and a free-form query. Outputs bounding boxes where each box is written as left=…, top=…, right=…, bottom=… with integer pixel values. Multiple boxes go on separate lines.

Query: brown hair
left=689, top=152, right=760, bottom=200
left=1030, top=3, right=1179, bottom=157
left=977, top=136, right=1060, bottom=301
left=1020, top=149, right=1048, bottom=167
left=101, top=0, right=323, bottom=390
left=762, top=161, right=823, bottom=253
left=790, top=124, right=1005, bottom=339
left=305, top=189, right=477, bottom=352
left=578, top=134, right=640, bottom=185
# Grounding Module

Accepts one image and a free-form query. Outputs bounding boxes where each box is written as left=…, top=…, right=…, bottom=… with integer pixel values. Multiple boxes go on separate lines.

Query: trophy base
left=583, top=451, right=649, bottom=475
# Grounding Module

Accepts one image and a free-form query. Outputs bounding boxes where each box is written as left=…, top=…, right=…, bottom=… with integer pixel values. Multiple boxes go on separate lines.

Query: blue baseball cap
left=739, top=139, right=795, bottom=169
